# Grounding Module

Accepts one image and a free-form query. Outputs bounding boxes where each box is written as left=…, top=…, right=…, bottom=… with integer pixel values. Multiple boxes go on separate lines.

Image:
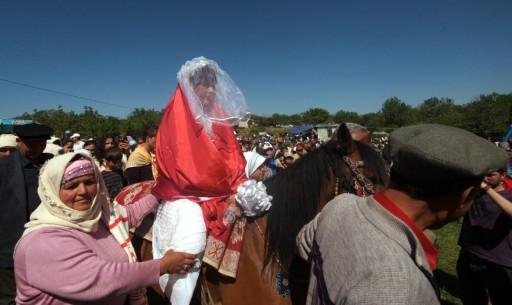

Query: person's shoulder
left=0, top=151, right=20, bottom=169
left=17, top=228, right=81, bottom=255
left=316, top=193, right=367, bottom=232
left=320, top=193, right=363, bottom=216
left=500, top=189, right=512, bottom=200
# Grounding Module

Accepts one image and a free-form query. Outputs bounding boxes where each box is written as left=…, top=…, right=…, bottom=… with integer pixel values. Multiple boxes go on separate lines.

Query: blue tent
left=290, top=124, right=315, bottom=135
left=503, top=124, right=512, bottom=142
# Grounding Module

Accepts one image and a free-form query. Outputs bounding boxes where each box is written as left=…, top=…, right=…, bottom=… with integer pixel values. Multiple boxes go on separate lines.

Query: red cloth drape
left=152, top=85, right=246, bottom=200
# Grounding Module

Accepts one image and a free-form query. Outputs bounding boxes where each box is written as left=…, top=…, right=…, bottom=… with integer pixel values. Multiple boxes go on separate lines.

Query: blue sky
left=1, top=0, right=511, bottom=118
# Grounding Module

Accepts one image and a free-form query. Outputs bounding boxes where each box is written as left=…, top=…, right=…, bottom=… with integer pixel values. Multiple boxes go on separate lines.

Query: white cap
left=262, top=142, right=273, bottom=150
left=71, top=133, right=80, bottom=139
left=48, top=136, right=60, bottom=144
left=0, top=134, right=18, bottom=148
left=43, top=143, right=61, bottom=156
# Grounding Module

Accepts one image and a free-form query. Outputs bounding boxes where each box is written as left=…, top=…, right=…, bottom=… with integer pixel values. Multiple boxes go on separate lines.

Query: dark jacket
left=0, top=151, right=52, bottom=267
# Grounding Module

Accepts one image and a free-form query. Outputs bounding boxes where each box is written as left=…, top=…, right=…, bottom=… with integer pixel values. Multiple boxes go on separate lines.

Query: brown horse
left=195, top=123, right=388, bottom=305
left=129, top=123, right=389, bottom=305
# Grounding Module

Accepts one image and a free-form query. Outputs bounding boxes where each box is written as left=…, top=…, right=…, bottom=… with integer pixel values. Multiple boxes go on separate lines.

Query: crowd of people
left=1, top=57, right=512, bottom=305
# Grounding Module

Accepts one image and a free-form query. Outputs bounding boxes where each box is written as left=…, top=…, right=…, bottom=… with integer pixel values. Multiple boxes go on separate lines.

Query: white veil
left=177, top=57, right=250, bottom=136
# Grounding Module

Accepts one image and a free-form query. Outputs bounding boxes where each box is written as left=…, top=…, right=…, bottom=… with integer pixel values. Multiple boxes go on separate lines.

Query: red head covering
left=152, top=86, right=247, bottom=200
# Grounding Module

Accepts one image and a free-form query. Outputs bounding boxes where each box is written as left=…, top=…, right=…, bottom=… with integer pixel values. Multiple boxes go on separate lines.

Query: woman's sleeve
left=17, top=230, right=160, bottom=302
left=124, top=194, right=159, bottom=227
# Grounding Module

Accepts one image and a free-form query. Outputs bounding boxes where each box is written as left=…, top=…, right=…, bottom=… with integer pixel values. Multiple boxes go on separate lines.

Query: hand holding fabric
left=159, top=250, right=196, bottom=275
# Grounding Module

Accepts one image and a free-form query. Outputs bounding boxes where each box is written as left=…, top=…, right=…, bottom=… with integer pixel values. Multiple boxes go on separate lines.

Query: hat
left=389, top=124, right=507, bottom=188
left=43, top=143, right=61, bottom=156
left=14, top=123, right=53, bottom=139
left=262, top=142, right=273, bottom=150
left=48, top=136, right=60, bottom=144
left=71, top=133, right=80, bottom=139
left=0, top=134, right=18, bottom=148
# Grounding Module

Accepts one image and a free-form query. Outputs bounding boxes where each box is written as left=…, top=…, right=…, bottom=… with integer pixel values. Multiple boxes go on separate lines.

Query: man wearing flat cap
left=297, top=124, right=507, bottom=305
left=0, top=123, right=53, bottom=305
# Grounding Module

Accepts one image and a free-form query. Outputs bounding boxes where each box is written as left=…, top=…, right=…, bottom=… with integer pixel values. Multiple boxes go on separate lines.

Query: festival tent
left=503, top=124, right=512, bottom=142
left=290, top=124, right=315, bottom=135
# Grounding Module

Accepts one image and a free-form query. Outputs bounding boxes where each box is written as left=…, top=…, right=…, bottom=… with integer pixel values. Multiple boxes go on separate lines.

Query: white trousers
left=152, top=199, right=207, bottom=305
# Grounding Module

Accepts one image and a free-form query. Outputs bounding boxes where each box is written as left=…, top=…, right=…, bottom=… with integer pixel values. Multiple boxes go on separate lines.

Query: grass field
left=434, top=220, right=464, bottom=305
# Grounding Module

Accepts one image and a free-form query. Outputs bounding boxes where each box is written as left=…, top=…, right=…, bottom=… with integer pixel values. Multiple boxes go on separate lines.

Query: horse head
left=263, top=123, right=389, bottom=271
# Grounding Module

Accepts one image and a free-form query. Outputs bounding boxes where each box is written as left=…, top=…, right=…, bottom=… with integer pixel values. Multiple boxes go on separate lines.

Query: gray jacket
left=297, top=193, right=440, bottom=305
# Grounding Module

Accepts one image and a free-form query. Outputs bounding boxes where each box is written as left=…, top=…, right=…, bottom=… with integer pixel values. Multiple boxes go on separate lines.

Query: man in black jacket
left=0, top=123, right=53, bottom=305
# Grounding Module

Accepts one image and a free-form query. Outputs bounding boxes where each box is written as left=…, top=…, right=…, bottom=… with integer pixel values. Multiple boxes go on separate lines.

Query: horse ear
left=335, top=123, right=354, bottom=153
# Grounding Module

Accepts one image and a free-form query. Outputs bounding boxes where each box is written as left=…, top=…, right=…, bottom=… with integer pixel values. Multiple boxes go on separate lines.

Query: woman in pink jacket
left=14, top=152, right=195, bottom=305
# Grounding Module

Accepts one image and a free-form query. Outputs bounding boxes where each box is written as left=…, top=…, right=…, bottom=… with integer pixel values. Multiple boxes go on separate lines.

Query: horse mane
left=263, top=139, right=345, bottom=270
left=354, top=140, right=390, bottom=187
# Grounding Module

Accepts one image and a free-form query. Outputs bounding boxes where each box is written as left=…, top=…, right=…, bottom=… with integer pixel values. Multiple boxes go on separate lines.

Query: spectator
left=43, top=136, right=62, bottom=156
left=82, top=139, right=97, bottom=157
left=101, top=147, right=126, bottom=200
left=61, top=139, right=74, bottom=154
left=243, top=150, right=266, bottom=181
left=0, top=123, right=53, bottom=305
left=457, top=168, right=512, bottom=305
left=71, top=133, right=84, bottom=151
left=346, top=122, right=371, bottom=145
left=117, top=136, right=130, bottom=171
left=13, top=153, right=195, bottom=305
left=125, top=128, right=157, bottom=185
left=293, top=143, right=306, bottom=160
left=104, top=136, right=116, bottom=151
left=297, top=124, right=507, bottom=305
left=0, top=134, right=18, bottom=157
left=283, top=153, right=294, bottom=168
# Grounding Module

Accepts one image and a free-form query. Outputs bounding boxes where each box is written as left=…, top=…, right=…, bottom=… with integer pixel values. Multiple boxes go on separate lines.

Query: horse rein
left=342, top=156, right=376, bottom=196
left=253, top=218, right=291, bottom=296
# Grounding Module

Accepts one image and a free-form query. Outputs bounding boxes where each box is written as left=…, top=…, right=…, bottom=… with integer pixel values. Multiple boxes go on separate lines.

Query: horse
left=120, top=123, right=389, bottom=305
left=194, top=123, right=389, bottom=305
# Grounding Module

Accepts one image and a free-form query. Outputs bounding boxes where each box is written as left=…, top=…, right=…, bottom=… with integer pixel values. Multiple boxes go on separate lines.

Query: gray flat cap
left=390, top=124, right=507, bottom=187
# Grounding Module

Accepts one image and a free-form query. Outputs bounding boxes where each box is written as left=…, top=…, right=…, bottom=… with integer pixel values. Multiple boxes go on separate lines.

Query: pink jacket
left=15, top=195, right=160, bottom=305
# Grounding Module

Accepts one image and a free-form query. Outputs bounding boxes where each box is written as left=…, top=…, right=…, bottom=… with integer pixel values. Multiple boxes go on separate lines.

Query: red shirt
left=374, top=192, right=439, bottom=271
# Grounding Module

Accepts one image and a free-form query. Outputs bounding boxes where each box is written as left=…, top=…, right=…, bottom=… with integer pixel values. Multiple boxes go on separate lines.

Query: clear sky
left=1, top=0, right=511, bottom=118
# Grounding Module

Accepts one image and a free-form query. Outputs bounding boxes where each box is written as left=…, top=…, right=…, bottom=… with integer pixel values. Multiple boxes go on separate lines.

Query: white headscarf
left=243, top=150, right=265, bottom=178
left=22, top=152, right=110, bottom=237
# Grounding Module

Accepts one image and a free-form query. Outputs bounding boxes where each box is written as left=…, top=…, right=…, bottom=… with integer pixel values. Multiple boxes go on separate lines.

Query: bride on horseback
left=151, top=57, right=272, bottom=305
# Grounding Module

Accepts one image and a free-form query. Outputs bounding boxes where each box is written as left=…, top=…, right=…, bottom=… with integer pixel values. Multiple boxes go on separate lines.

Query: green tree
left=459, top=93, right=511, bottom=138
left=381, top=97, right=413, bottom=127
left=359, top=112, right=384, bottom=129
left=302, top=107, right=331, bottom=124
left=122, top=108, right=162, bottom=136
left=416, top=97, right=464, bottom=126
left=333, top=109, right=359, bottom=124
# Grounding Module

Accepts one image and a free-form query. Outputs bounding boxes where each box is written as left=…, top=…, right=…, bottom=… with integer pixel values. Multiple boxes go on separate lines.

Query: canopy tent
left=290, top=124, right=314, bottom=135
left=503, top=124, right=512, bottom=142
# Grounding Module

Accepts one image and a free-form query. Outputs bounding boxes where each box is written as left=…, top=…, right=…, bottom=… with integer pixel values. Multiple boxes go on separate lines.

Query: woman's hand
left=159, top=250, right=196, bottom=275
left=481, top=181, right=490, bottom=191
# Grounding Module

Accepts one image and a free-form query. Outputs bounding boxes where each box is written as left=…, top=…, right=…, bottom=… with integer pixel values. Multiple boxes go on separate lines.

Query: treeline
left=18, top=106, right=162, bottom=139
left=17, top=92, right=512, bottom=139
left=252, top=93, right=512, bottom=138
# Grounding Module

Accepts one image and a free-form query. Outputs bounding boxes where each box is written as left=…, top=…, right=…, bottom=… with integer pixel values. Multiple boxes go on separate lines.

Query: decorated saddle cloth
left=115, top=180, right=247, bottom=278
